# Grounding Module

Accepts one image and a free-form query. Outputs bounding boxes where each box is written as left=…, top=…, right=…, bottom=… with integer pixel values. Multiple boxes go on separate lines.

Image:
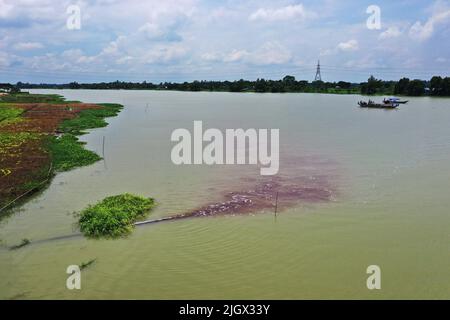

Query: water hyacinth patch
left=78, top=193, right=155, bottom=238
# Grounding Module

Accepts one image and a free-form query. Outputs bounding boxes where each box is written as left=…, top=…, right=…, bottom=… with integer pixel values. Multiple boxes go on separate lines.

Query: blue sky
left=0, top=0, right=449, bottom=83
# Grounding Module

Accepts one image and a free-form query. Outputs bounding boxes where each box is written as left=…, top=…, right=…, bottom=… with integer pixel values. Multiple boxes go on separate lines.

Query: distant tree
left=190, top=80, right=202, bottom=91
left=430, top=76, right=443, bottom=95
left=69, top=82, right=81, bottom=89
left=254, top=78, right=268, bottom=92
left=229, top=79, right=246, bottom=92
left=442, top=77, right=450, bottom=96
left=337, top=81, right=351, bottom=89
left=311, top=80, right=324, bottom=92
left=10, top=86, right=21, bottom=94
left=406, top=80, right=425, bottom=96
left=367, top=75, right=383, bottom=95
left=394, top=77, right=410, bottom=95
left=282, top=75, right=296, bottom=84
left=360, top=76, right=381, bottom=95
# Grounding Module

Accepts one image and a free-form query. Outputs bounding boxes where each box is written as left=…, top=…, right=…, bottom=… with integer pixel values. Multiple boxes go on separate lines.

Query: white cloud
left=200, top=52, right=221, bottom=62
left=379, top=26, right=402, bottom=39
left=13, top=42, right=44, bottom=50
left=251, top=41, right=292, bottom=65
left=0, top=51, right=11, bottom=67
left=101, top=36, right=126, bottom=56
left=62, top=49, right=96, bottom=64
left=409, top=9, right=450, bottom=41
left=139, top=22, right=167, bottom=39
left=223, top=49, right=249, bottom=62
left=249, top=4, right=313, bottom=22
left=116, top=56, right=134, bottom=65
left=0, top=0, right=13, bottom=19
left=201, top=42, right=291, bottom=66
left=337, top=39, right=359, bottom=51
left=141, top=43, right=187, bottom=64
left=0, top=0, right=447, bottom=82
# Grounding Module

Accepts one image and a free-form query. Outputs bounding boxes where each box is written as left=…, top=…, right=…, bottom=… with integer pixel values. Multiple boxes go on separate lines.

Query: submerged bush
left=78, top=194, right=155, bottom=238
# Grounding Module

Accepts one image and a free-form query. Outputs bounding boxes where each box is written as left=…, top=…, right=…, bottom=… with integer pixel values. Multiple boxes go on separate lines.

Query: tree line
left=6, top=75, right=450, bottom=96
left=360, top=75, right=450, bottom=96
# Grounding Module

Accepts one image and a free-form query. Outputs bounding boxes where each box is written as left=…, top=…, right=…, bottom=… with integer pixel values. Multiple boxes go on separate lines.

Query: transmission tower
left=314, top=60, right=322, bottom=81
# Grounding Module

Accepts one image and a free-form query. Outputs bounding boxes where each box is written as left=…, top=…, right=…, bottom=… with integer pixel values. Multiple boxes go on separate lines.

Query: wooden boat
left=383, top=97, right=408, bottom=104
left=358, top=100, right=398, bottom=109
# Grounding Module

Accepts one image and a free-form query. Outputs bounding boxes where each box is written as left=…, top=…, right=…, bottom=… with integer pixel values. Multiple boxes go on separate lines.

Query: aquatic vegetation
left=78, top=194, right=155, bottom=238
left=0, top=93, right=65, bottom=103
left=48, top=134, right=101, bottom=171
left=80, top=259, right=96, bottom=270
left=10, top=238, right=31, bottom=250
left=0, top=105, right=24, bottom=123
left=59, top=103, right=123, bottom=135
left=0, top=132, right=40, bottom=152
left=0, top=94, right=123, bottom=212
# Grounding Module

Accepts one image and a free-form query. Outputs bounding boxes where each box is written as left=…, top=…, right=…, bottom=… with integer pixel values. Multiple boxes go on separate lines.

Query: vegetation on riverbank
left=10, top=74, right=450, bottom=96
left=78, top=194, right=155, bottom=238
left=47, top=134, right=101, bottom=171
left=0, top=93, right=123, bottom=212
left=59, top=103, right=123, bottom=135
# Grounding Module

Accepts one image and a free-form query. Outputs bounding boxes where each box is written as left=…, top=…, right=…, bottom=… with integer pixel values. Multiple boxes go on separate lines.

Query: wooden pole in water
left=274, top=191, right=279, bottom=217
left=102, top=136, right=105, bottom=158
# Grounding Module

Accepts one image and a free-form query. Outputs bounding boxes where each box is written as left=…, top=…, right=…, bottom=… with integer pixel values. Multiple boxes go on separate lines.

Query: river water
left=0, top=90, right=449, bottom=299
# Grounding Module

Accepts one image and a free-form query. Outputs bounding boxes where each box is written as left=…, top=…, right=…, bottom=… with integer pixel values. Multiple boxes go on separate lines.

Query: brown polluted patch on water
left=182, top=175, right=334, bottom=219
left=135, top=154, right=339, bottom=226
left=175, top=154, right=338, bottom=219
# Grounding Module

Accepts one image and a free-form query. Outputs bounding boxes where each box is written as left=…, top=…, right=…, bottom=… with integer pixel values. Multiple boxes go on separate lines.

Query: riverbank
left=13, top=74, right=450, bottom=97
left=0, top=92, right=123, bottom=213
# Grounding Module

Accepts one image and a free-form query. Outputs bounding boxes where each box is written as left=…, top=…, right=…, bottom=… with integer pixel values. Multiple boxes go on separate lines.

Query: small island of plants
left=78, top=193, right=155, bottom=238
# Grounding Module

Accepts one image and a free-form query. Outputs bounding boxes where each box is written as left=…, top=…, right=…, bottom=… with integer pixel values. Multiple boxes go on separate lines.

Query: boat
left=358, top=100, right=398, bottom=109
left=383, top=97, right=408, bottom=104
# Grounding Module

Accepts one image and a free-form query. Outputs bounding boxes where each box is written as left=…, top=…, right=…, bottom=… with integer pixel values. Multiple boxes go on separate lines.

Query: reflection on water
left=1, top=90, right=449, bottom=299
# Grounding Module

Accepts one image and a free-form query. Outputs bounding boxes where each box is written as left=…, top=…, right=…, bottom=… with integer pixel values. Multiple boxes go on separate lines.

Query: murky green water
left=1, top=90, right=449, bottom=299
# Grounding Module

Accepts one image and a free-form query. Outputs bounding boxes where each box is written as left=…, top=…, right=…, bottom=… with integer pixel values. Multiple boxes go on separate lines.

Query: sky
left=0, top=0, right=449, bottom=83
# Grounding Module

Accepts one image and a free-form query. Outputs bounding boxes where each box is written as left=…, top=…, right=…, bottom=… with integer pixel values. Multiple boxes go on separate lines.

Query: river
left=1, top=90, right=449, bottom=299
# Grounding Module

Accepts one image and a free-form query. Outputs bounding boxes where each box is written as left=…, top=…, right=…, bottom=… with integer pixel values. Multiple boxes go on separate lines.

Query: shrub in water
left=78, top=193, right=155, bottom=238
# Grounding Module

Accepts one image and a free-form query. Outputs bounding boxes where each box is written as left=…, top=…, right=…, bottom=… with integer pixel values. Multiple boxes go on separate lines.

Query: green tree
left=430, top=76, right=443, bottom=95
left=394, top=77, right=410, bottom=95
left=406, top=80, right=425, bottom=96
left=254, top=78, right=268, bottom=92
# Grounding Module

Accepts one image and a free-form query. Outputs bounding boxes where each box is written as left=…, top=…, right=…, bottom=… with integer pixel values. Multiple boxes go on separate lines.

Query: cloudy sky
left=0, top=0, right=449, bottom=83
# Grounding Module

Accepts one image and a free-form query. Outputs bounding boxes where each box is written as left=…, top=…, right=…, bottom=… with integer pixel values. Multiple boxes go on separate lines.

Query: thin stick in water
left=274, top=191, right=279, bottom=217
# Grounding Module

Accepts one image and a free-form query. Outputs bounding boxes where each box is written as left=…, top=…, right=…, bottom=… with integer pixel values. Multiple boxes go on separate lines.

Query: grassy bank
left=0, top=93, right=123, bottom=212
